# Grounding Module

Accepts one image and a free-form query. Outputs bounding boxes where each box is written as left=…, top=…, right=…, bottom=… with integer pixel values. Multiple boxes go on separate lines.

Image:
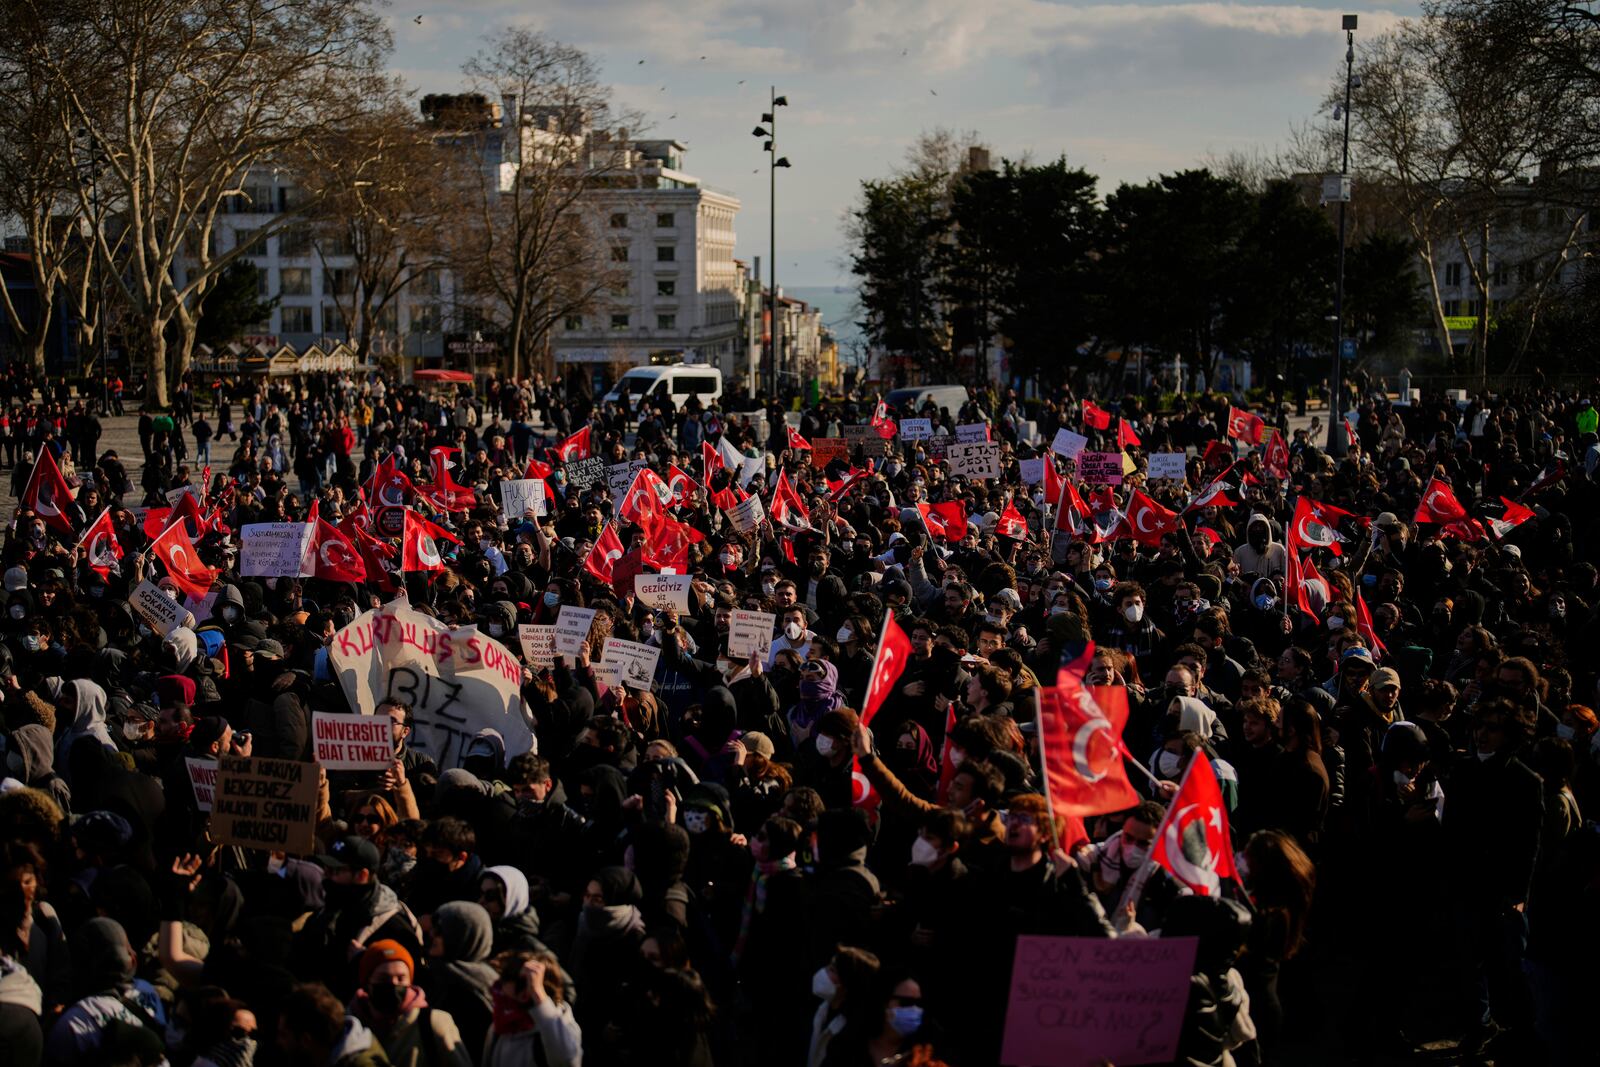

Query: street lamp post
left=1326, top=14, right=1357, bottom=457
left=75, top=128, right=111, bottom=417
left=752, top=90, right=790, bottom=399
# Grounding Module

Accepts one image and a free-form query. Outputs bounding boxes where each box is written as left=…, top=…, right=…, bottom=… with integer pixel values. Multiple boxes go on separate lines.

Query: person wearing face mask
left=768, top=605, right=814, bottom=668
left=832, top=614, right=876, bottom=708
left=295, top=836, right=425, bottom=1002
left=1234, top=513, right=1286, bottom=583
left=568, top=866, right=646, bottom=1046
left=348, top=940, right=474, bottom=1067
left=735, top=815, right=812, bottom=1061
left=1102, top=582, right=1165, bottom=684
left=806, top=946, right=880, bottom=1067
left=1081, top=801, right=1164, bottom=908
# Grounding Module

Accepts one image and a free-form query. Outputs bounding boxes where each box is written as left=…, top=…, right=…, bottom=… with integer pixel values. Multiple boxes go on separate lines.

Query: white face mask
left=1327, top=616, right=1346, bottom=631
left=1157, top=750, right=1183, bottom=776
left=949, top=746, right=966, bottom=768
left=1392, top=770, right=1412, bottom=788
left=784, top=622, right=803, bottom=641
left=811, top=966, right=837, bottom=1000
left=1124, top=604, right=1144, bottom=623
left=761, top=581, right=776, bottom=596
left=836, top=627, right=853, bottom=643
left=122, top=720, right=146, bottom=741
left=909, top=836, right=941, bottom=867
left=814, top=734, right=836, bottom=757
left=720, top=551, right=737, bottom=567
left=487, top=622, right=504, bottom=637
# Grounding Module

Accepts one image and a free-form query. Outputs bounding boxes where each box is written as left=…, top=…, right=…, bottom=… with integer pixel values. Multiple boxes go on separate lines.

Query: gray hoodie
left=54, top=680, right=114, bottom=782
left=10, top=723, right=70, bottom=813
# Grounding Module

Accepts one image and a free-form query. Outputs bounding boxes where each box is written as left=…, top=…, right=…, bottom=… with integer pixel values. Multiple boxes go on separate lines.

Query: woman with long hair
left=1241, top=830, right=1316, bottom=1051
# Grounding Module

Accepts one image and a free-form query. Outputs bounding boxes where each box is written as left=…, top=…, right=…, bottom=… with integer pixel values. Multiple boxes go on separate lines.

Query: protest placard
left=212, top=756, right=319, bottom=855
left=1078, top=451, right=1125, bottom=484
left=312, top=712, right=393, bottom=771
left=920, top=436, right=949, bottom=461
left=1019, top=459, right=1046, bottom=485
left=553, top=606, right=599, bottom=659
left=131, top=580, right=193, bottom=637
left=635, top=573, right=693, bottom=612
left=810, top=438, right=849, bottom=468
left=186, top=757, right=217, bottom=813
left=1147, top=452, right=1189, bottom=481
left=327, top=596, right=535, bottom=768
left=1051, top=428, right=1089, bottom=459
left=499, top=479, right=547, bottom=519
left=184, top=590, right=218, bottom=624
left=517, top=624, right=556, bottom=668
left=727, top=610, right=775, bottom=660
left=607, top=460, right=649, bottom=499
left=899, top=418, right=933, bottom=440
left=564, top=456, right=606, bottom=490
left=948, top=442, right=1002, bottom=479
left=726, top=493, right=766, bottom=534
left=241, top=522, right=314, bottom=577
left=165, top=485, right=200, bottom=507
left=842, top=424, right=894, bottom=458
left=599, top=637, right=661, bottom=689
left=956, top=423, right=990, bottom=443
left=1001, top=935, right=1197, bottom=1067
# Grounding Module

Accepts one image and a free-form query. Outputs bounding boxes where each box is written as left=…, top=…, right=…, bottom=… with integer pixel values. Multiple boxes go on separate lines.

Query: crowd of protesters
left=0, top=363, right=1594, bottom=1067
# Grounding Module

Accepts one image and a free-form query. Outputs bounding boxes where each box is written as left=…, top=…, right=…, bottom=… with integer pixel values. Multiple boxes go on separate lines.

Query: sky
left=391, top=0, right=1418, bottom=287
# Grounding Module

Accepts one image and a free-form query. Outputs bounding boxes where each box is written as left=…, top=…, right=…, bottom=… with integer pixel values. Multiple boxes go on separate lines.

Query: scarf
left=490, top=986, right=537, bottom=1036
left=732, top=856, right=797, bottom=965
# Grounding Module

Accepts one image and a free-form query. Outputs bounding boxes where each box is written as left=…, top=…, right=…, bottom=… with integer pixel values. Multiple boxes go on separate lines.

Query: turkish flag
left=786, top=426, right=812, bottom=451
left=1263, top=429, right=1290, bottom=479
left=584, top=523, right=626, bottom=585
left=996, top=501, right=1029, bottom=540
left=309, top=505, right=367, bottom=582
left=426, top=447, right=477, bottom=512
left=1226, top=406, right=1265, bottom=445
left=1082, top=400, right=1112, bottom=431
left=859, top=611, right=913, bottom=727
left=1042, top=457, right=1066, bottom=506
left=143, top=489, right=208, bottom=540
left=1289, top=549, right=1331, bottom=617
left=1056, top=480, right=1099, bottom=542
left=1489, top=496, right=1535, bottom=537
left=1087, top=487, right=1132, bottom=541
left=1414, top=477, right=1471, bottom=524
left=524, top=457, right=553, bottom=480
left=1355, top=590, right=1387, bottom=663
left=1148, top=751, right=1240, bottom=896
left=370, top=465, right=416, bottom=508
left=619, top=471, right=665, bottom=536
left=935, top=702, right=960, bottom=804
left=1289, top=496, right=1351, bottom=555
left=555, top=425, right=592, bottom=463
left=1038, top=646, right=1140, bottom=817
left=1125, top=490, right=1180, bottom=547
left=917, top=500, right=967, bottom=541
left=770, top=469, right=811, bottom=531
left=1117, top=418, right=1141, bottom=450
left=21, top=448, right=73, bottom=536
left=147, top=518, right=219, bottom=599
left=400, top=510, right=459, bottom=572
left=1201, top=439, right=1233, bottom=470
left=645, top=516, right=702, bottom=574
left=827, top=467, right=867, bottom=502
left=665, top=464, right=699, bottom=507
left=701, top=440, right=724, bottom=481
left=77, top=507, right=124, bottom=579
left=1185, top=478, right=1242, bottom=513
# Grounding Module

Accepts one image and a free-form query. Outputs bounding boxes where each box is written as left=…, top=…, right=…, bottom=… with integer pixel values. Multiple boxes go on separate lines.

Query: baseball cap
left=316, top=835, right=380, bottom=873
left=1341, top=646, right=1375, bottom=668
left=1371, top=667, right=1401, bottom=691
left=255, top=639, right=285, bottom=660
left=1374, top=512, right=1400, bottom=528
left=3, top=567, right=26, bottom=593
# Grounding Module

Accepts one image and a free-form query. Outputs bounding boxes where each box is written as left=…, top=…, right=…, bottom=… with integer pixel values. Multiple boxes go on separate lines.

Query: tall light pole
left=752, top=90, right=789, bottom=398
left=74, top=128, right=111, bottom=417
left=1326, top=14, right=1357, bottom=456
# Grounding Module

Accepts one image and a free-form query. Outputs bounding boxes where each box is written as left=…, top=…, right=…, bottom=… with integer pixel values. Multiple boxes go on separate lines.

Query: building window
left=564, top=315, right=583, bottom=330
left=417, top=269, right=442, bottom=296
left=411, top=304, right=441, bottom=333
left=611, top=314, right=629, bottom=331
left=656, top=212, right=674, bottom=228
left=255, top=266, right=269, bottom=297
left=611, top=245, right=629, bottom=263
left=656, top=245, right=676, bottom=262
left=1443, top=300, right=1460, bottom=316
left=326, top=268, right=356, bottom=295
left=656, top=280, right=676, bottom=297
left=1443, top=262, right=1462, bottom=287
left=281, top=305, right=313, bottom=333
left=278, top=226, right=312, bottom=257
left=1491, top=262, right=1508, bottom=287
left=280, top=267, right=311, bottom=295
left=657, top=314, right=676, bottom=330
left=609, top=213, right=628, bottom=228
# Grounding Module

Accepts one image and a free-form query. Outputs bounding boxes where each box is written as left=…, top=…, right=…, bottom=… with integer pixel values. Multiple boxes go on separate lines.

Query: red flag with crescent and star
left=1125, top=490, right=1181, bottom=547
left=400, top=510, right=459, bottom=572
left=1289, top=496, right=1352, bottom=556
left=307, top=502, right=366, bottom=583
left=1147, top=750, right=1240, bottom=896
left=854, top=611, right=913, bottom=818
left=1037, top=645, right=1140, bottom=817
left=584, top=523, right=626, bottom=585
left=1082, top=400, right=1112, bottom=431
left=996, top=501, right=1029, bottom=540
left=917, top=500, right=968, bottom=541
left=555, top=425, right=592, bottom=463
left=77, top=507, right=123, bottom=579
left=665, top=464, right=699, bottom=508
left=1414, top=477, right=1471, bottom=525
left=22, top=447, right=74, bottom=536
left=147, top=518, right=219, bottom=599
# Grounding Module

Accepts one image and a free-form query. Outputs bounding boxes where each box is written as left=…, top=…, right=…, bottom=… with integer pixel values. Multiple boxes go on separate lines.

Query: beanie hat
left=358, top=940, right=414, bottom=986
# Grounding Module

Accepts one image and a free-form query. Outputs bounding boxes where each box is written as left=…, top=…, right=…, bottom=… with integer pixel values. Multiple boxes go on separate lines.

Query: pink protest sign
left=1001, top=935, right=1198, bottom=1067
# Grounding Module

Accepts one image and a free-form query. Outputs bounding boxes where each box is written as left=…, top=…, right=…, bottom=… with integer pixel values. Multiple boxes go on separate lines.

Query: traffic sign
left=1339, top=338, right=1358, bottom=360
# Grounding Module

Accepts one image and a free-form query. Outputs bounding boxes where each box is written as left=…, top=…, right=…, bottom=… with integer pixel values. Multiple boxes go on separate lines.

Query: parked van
left=603, top=363, right=724, bottom=411
left=885, top=384, right=970, bottom=418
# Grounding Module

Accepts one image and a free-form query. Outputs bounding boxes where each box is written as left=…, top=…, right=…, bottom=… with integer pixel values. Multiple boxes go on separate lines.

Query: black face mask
left=367, top=982, right=409, bottom=1015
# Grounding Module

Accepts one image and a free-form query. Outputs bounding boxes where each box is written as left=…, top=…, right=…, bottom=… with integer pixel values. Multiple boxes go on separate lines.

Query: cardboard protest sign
left=842, top=424, right=894, bottom=457
left=499, top=479, right=547, bottom=519
left=564, top=456, right=606, bottom=490
left=517, top=624, right=556, bottom=668
left=1051, top=428, right=1088, bottom=459
left=312, top=713, right=393, bottom=771
left=597, top=637, right=661, bottom=689
left=955, top=422, right=990, bottom=443
left=553, top=606, right=599, bottom=659
left=607, top=460, right=649, bottom=498
left=728, top=610, right=775, bottom=660
left=810, top=439, right=849, bottom=468
left=241, top=522, right=314, bottom=577
left=1019, top=459, right=1046, bottom=485
left=1001, top=936, right=1198, bottom=1067
left=327, top=596, right=535, bottom=768
left=186, top=757, right=217, bottom=813
left=1147, top=452, right=1189, bottom=481
left=726, top=493, right=766, bottom=535
left=131, top=580, right=194, bottom=638
left=948, top=442, right=1002, bottom=479
left=1078, top=451, right=1125, bottom=484
left=635, top=573, right=693, bottom=612
left=899, top=418, right=933, bottom=440
left=212, top=757, right=319, bottom=855
left=165, top=485, right=200, bottom=507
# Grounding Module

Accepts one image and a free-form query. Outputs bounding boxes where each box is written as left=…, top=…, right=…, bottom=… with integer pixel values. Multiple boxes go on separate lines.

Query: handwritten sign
left=1051, top=428, right=1088, bottom=459
left=1020, top=459, right=1046, bottom=485
left=728, top=610, right=775, bottom=661
left=810, top=438, right=848, bottom=468
left=1147, top=452, right=1189, bottom=481
left=899, top=418, right=933, bottom=440
left=499, top=478, right=547, bottom=519
left=608, top=460, right=649, bottom=499
left=635, top=573, right=693, bottom=612
left=131, top=580, right=193, bottom=638
left=312, top=712, right=393, bottom=771
left=955, top=422, right=990, bottom=443
left=1001, top=935, right=1198, bottom=1067
left=948, top=442, right=1002, bottom=479
left=553, top=606, right=598, bottom=659
left=212, top=756, right=319, bottom=855
left=597, top=637, right=661, bottom=690
left=327, top=596, right=534, bottom=768
left=1078, top=451, right=1124, bottom=485
left=517, top=624, right=555, bottom=668
left=726, top=493, right=766, bottom=535
left=186, top=757, right=217, bottom=813
left=842, top=424, right=893, bottom=458
left=241, top=522, right=314, bottom=577
left=165, top=485, right=200, bottom=508
left=564, top=456, right=606, bottom=491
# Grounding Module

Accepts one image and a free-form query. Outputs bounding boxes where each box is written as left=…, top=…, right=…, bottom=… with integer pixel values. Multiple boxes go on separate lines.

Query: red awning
left=413, top=369, right=473, bottom=383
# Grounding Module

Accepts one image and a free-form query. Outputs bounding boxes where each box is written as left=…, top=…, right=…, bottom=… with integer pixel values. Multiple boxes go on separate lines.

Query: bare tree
left=453, top=29, right=636, bottom=381
left=11, top=0, right=392, bottom=406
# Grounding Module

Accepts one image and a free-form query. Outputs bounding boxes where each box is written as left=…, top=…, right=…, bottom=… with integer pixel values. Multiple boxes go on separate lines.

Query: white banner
left=597, top=637, right=661, bottom=689
left=727, top=494, right=766, bottom=534
left=553, top=605, right=598, bottom=658
left=607, top=460, right=648, bottom=499
left=241, top=522, right=314, bottom=577
left=499, top=479, right=547, bottom=519
left=313, top=712, right=393, bottom=771
left=517, top=624, right=556, bottom=668
left=1051, top=428, right=1088, bottom=459
left=327, top=596, right=535, bottom=769
left=728, top=609, right=775, bottom=661
left=635, top=572, right=693, bottom=612
left=1147, top=452, right=1189, bottom=481
left=131, top=580, right=193, bottom=637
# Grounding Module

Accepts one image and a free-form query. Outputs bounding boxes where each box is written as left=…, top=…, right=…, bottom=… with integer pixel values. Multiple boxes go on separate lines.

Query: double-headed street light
left=752, top=90, right=790, bottom=397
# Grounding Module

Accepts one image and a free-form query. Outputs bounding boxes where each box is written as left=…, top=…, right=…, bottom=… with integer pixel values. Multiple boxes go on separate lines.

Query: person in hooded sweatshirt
left=51, top=678, right=114, bottom=784
left=348, top=940, right=473, bottom=1067
left=1234, top=513, right=1286, bottom=583
left=421, top=901, right=498, bottom=1061
left=46, top=916, right=167, bottom=1065
left=296, top=836, right=425, bottom=1002
left=568, top=864, right=647, bottom=1046
left=478, top=865, right=547, bottom=955
left=5, top=722, right=71, bottom=815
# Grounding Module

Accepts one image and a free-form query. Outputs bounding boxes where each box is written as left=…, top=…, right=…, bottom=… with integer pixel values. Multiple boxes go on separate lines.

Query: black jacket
left=1445, top=747, right=1544, bottom=906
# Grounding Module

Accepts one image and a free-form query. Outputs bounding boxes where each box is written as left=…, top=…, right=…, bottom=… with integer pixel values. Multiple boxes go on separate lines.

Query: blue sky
left=391, top=1, right=1416, bottom=286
